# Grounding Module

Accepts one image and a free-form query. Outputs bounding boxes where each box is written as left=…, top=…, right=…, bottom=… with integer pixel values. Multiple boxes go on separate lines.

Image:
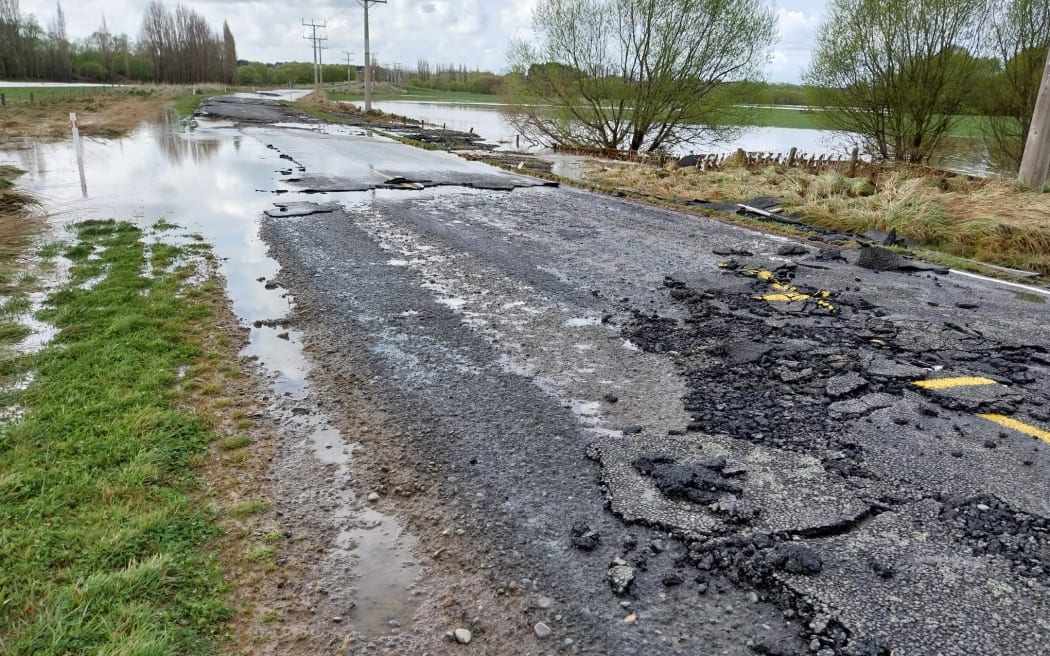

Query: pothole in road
left=336, top=508, right=422, bottom=637
left=241, top=326, right=309, bottom=400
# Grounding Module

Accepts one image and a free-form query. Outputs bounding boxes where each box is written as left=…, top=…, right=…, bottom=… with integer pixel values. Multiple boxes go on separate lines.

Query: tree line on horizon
left=0, top=0, right=236, bottom=85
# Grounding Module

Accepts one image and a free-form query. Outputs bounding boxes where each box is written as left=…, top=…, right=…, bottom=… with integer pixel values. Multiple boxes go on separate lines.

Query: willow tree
left=985, top=0, right=1050, bottom=169
left=504, top=0, right=777, bottom=153
left=805, top=0, right=991, bottom=163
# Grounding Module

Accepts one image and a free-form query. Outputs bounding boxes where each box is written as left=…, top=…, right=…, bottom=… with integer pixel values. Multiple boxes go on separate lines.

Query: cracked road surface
left=229, top=99, right=1050, bottom=655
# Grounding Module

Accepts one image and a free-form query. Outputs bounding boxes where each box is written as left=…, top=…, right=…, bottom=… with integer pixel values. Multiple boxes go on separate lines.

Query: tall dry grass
left=585, top=162, right=1050, bottom=275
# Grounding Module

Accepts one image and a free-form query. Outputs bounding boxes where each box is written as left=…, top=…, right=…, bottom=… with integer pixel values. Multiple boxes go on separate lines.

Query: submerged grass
left=586, top=162, right=1050, bottom=275
left=0, top=167, right=43, bottom=298
left=0, top=220, right=230, bottom=655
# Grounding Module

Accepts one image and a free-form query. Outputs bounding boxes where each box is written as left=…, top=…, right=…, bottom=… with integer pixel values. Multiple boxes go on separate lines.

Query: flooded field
left=370, top=100, right=1002, bottom=176
left=0, top=107, right=423, bottom=637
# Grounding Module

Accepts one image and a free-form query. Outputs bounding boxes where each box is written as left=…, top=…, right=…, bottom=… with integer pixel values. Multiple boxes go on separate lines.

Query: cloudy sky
left=19, top=0, right=827, bottom=83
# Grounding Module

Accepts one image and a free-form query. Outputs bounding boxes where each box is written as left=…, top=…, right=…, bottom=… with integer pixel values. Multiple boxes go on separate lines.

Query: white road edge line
left=949, top=269, right=1050, bottom=297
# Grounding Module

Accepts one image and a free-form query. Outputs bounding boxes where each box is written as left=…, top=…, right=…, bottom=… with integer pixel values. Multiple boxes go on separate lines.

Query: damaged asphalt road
left=223, top=96, right=1050, bottom=654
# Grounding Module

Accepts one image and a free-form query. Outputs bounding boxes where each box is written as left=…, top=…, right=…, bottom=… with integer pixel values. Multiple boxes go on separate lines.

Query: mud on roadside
left=238, top=304, right=552, bottom=656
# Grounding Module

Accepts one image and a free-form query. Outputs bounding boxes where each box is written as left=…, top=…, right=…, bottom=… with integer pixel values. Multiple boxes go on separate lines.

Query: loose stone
left=453, top=628, right=473, bottom=644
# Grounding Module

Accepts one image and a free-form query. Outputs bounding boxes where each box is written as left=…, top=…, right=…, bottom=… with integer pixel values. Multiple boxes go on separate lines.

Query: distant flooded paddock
left=369, top=100, right=1001, bottom=177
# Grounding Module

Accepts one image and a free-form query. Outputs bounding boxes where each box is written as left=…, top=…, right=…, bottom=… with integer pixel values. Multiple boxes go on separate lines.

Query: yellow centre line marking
left=978, top=414, right=1050, bottom=444
left=912, top=377, right=998, bottom=390
left=759, top=292, right=811, bottom=302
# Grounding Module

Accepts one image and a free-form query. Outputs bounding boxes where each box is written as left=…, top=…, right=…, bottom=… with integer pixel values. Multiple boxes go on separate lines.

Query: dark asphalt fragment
left=633, top=455, right=743, bottom=505
left=940, top=495, right=1050, bottom=582
left=570, top=523, right=601, bottom=551
left=777, top=244, right=810, bottom=257
left=712, top=247, right=755, bottom=257
left=770, top=543, right=824, bottom=575
left=856, top=246, right=948, bottom=274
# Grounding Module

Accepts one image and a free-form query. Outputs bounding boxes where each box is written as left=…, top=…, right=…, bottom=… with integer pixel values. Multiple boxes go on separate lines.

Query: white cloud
left=767, top=4, right=826, bottom=83
left=17, top=0, right=828, bottom=80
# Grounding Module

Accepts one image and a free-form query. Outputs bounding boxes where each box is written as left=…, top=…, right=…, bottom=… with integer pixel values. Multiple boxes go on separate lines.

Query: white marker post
left=70, top=112, right=87, bottom=197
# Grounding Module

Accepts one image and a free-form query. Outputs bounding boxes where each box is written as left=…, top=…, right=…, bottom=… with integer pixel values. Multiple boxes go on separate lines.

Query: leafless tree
left=91, top=15, right=113, bottom=81
left=506, top=0, right=777, bottom=152
left=0, top=0, right=25, bottom=78
left=138, top=1, right=227, bottom=84
left=46, top=2, right=70, bottom=79
left=222, top=21, right=237, bottom=85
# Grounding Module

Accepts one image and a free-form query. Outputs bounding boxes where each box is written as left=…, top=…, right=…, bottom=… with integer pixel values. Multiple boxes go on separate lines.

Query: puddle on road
left=0, top=111, right=422, bottom=637
left=564, top=316, right=603, bottom=328
left=337, top=509, right=422, bottom=635
left=242, top=326, right=309, bottom=400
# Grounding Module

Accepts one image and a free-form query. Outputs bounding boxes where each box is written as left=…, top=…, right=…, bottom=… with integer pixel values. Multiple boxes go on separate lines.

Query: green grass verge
left=0, top=220, right=230, bottom=655
left=173, top=89, right=224, bottom=118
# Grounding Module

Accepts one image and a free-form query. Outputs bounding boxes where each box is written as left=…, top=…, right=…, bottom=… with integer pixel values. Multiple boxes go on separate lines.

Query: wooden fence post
left=848, top=147, right=859, bottom=176
left=787, top=146, right=797, bottom=167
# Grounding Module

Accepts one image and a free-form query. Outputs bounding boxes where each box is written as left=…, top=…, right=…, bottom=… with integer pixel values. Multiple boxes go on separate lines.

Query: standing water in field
left=369, top=100, right=1003, bottom=176
left=0, top=105, right=425, bottom=638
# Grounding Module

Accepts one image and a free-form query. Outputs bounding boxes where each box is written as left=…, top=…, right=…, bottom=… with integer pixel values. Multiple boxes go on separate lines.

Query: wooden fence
left=551, top=144, right=867, bottom=175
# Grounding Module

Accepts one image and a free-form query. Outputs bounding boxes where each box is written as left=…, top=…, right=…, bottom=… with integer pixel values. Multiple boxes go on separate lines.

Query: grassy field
left=585, top=162, right=1050, bottom=275
left=173, top=88, right=227, bottom=118
left=0, top=86, right=115, bottom=103
left=721, top=107, right=986, bottom=139
left=0, top=221, right=236, bottom=655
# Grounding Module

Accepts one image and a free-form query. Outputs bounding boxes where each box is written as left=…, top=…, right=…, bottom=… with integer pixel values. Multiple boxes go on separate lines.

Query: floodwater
left=370, top=100, right=1000, bottom=176
left=0, top=102, right=421, bottom=637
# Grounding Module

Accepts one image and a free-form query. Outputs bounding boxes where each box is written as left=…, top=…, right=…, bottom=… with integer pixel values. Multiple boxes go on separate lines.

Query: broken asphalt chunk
left=856, top=246, right=948, bottom=274
left=570, top=523, right=600, bottom=551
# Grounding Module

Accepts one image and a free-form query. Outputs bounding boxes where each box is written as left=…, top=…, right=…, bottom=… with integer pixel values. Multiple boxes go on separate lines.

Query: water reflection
left=0, top=118, right=287, bottom=322
left=152, top=115, right=223, bottom=167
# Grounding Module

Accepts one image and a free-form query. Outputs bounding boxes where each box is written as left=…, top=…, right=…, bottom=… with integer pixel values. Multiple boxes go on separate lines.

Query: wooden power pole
left=302, top=19, right=326, bottom=90
left=1018, top=48, right=1050, bottom=191
left=343, top=50, right=356, bottom=83
left=356, top=0, right=386, bottom=112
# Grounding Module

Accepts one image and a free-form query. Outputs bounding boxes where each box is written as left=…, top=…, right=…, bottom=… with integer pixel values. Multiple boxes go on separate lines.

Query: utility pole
left=1019, top=48, right=1050, bottom=191
left=319, top=39, right=328, bottom=86
left=356, top=0, right=386, bottom=112
left=343, top=50, right=356, bottom=83
left=302, top=19, right=326, bottom=90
